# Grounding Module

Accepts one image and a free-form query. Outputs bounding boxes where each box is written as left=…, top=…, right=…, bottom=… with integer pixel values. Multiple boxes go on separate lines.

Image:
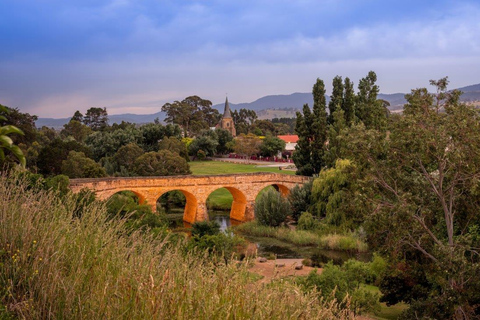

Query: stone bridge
left=69, top=173, right=310, bottom=224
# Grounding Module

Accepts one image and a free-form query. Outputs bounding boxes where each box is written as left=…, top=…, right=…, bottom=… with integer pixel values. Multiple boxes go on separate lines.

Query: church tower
left=218, top=97, right=236, bottom=137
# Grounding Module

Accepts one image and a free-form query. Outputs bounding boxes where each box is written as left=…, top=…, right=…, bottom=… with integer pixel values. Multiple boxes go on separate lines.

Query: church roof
left=223, top=97, right=232, bottom=118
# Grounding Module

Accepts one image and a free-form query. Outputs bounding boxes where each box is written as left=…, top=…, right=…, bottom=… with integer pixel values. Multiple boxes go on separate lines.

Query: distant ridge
left=35, top=83, right=480, bottom=128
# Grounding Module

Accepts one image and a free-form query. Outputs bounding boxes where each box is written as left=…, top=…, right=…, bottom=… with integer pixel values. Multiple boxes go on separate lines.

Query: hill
left=35, top=83, right=480, bottom=128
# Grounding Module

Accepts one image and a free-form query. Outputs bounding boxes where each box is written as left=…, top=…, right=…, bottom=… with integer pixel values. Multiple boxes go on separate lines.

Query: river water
left=168, top=211, right=370, bottom=265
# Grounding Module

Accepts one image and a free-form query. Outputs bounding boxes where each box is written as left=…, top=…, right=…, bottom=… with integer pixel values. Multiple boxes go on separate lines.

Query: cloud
left=0, top=0, right=479, bottom=117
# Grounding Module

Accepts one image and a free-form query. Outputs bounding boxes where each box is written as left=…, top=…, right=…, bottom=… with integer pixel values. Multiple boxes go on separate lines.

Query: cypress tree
left=293, top=106, right=314, bottom=176
left=342, top=77, right=355, bottom=126
left=356, top=71, right=383, bottom=129
left=311, top=78, right=328, bottom=175
left=328, top=76, right=344, bottom=125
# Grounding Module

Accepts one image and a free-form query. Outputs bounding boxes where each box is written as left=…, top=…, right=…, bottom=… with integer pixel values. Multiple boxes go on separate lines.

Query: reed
left=0, top=174, right=356, bottom=319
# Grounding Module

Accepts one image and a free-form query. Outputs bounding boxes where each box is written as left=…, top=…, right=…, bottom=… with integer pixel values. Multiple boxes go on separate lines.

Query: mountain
left=35, top=83, right=480, bottom=128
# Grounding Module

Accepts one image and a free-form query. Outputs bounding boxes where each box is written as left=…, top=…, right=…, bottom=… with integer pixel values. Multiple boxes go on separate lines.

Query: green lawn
left=189, top=160, right=296, bottom=175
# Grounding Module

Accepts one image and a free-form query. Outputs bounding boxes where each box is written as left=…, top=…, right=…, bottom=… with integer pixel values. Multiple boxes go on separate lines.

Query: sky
left=1, top=0, right=479, bottom=118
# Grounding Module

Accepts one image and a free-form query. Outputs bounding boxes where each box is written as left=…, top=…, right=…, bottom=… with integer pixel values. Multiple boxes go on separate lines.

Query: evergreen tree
left=355, top=71, right=385, bottom=130
left=342, top=77, right=356, bottom=126
left=83, top=107, right=108, bottom=131
left=311, top=78, right=328, bottom=174
left=328, top=76, right=344, bottom=125
left=71, top=110, right=83, bottom=122
left=293, top=105, right=314, bottom=176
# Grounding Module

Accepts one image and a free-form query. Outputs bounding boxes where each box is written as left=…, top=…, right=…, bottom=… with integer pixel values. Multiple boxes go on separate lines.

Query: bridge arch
left=206, top=187, right=248, bottom=222
left=155, top=189, right=198, bottom=224
left=69, top=173, right=310, bottom=224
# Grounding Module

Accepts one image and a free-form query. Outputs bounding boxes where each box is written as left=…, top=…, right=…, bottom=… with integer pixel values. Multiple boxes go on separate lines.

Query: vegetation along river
left=167, top=210, right=371, bottom=265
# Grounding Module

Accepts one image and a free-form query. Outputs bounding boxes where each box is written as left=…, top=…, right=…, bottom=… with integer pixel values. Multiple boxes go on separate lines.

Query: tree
left=61, top=151, right=106, bottom=178
left=37, top=139, right=91, bottom=176
left=328, top=76, right=344, bottom=125
left=355, top=71, right=385, bottom=130
left=259, top=135, right=285, bottom=157
left=342, top=77, right=356, bottom=126
left=139, top=123, right=181, bottom=152
left=252, top=119, right=276, bottom=136
left=255, top=188, right=291, bottom=227
left=292, top=105, right=314, bottom=176
left=311, top=78, right=328, bottom=174
left=233, top=133, right=261, bottom=160
left=0, top=105, right=37, bottom=148
left=188, top=135, right=218, bottom=159
left=161, top=96, right=215, bottom=137
left=61, top=120, right=92, bottom=142
left=0, top=105, right=26, bottom=167
left=113, top=143, right=144, bottom=173
left=158, top=136, right=189, bottom=161
left=133, top=150, right=191, bottom=176
left=232, top=108, right=257, bottom=134
left=83, top=107, right=108, bottom=131
left=85, top=126, right=142, bottom=161
left=215, top=128, right=234, bottom=155
left=310, top=159, right=362, bottom=228
left=359, top=78, right=480, bottom=318
left=71, top=110, right=83, bottom=122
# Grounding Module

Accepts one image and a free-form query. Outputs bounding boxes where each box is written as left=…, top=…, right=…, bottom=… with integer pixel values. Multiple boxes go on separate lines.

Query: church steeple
left=223, top=97, right=232, bottom=118
left=217, top=96, right=236, bottom=137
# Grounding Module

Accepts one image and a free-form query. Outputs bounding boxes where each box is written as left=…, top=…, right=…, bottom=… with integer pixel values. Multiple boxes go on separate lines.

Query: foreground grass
left=235, top=221, right=368, bottom=252
left=189, top=160, right=296, bottom=175
left=0, top=175, right=355, bottom=319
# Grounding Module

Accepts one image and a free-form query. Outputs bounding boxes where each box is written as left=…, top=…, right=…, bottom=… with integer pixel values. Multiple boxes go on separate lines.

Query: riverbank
left=249, top=258, right=322, bottom=283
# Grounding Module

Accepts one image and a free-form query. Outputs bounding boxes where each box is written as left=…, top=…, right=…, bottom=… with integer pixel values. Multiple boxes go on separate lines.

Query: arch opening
left=255, top=184, right=290, bottom=202
left=156, top=189, right=198, bottom=225
left=206, top=187, right=247, bottom=222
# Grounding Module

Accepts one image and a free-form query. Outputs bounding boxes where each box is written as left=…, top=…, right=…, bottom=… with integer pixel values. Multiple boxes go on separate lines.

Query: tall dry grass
left=0, top=175, right=356, bottom=319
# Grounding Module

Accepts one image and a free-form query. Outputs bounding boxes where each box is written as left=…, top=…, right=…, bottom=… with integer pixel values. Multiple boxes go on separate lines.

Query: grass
left=206, top=188, right=233, bottom=210
left=235, top=221, right=369, bottom=252
left=363, top=285, right=408, bottom=320
left=189, top=160, right=296, bottom=175
left=0, top=174, right=356, bottom=319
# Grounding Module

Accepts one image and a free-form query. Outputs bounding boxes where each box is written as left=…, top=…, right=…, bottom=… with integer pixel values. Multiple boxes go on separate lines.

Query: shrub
left=297, top=212, right=318, bottom=231
left=297, top=261, right=380, bottom=315
left=191, top=221, right=221, bottom=237
left=255, top=188, right=291, bottom=227
left=288, top=180, right=313, bottom=221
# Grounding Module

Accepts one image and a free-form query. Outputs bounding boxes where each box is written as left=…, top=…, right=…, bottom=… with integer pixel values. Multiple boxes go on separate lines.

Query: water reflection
left=167, top=211, right=371, bottom=265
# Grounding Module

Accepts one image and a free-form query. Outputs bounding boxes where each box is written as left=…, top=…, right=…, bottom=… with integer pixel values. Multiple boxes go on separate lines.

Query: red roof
left=277, top=135, right=299, bottom=143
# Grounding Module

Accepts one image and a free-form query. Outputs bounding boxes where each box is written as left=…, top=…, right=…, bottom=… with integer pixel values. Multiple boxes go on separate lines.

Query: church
left=216, top=97, right=236, bottom=137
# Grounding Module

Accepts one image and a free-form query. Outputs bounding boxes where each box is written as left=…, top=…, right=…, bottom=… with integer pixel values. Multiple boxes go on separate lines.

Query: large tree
left=293, top=105, right=314, bottom=176
left=358, top=78, right=480, bottom=318
left=161, top=96, right=218, bottom=137
left=328, top=76, right=344, bottom=125
left=83, top=107, right=108, bottom=131
left=133, top=150, right=191, bottom=176
left=311, top=78, right=328, bottom=174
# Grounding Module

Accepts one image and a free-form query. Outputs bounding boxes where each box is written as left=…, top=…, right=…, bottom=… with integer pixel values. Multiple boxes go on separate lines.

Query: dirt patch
left=249, top=258, right=322, bottom=283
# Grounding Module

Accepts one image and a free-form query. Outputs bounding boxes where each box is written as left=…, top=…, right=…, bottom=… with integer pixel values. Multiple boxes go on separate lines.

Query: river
left=167, top=211, right=371, bottom=265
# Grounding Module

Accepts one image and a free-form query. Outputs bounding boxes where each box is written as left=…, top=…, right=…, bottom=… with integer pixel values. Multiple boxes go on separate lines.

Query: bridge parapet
left=70, top=172, right=311, bottom=224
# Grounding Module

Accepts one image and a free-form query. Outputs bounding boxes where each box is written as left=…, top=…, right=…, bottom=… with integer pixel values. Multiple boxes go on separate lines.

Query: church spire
left=223, top=97, right=232, bottom=118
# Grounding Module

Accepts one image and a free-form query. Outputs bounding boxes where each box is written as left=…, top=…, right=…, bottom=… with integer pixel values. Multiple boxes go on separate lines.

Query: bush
left=255, top=188, right=291, bottom=227
left=297, top=212, right=318, bottom=231
left=191, top=221, right=221, bottom=237
left=297, top=261, right=380, bottom=315
left=288, top=180, right=313, bottom=221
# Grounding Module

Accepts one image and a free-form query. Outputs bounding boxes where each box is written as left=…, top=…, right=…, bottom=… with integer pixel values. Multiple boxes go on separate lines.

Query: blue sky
left=1, top=0, right=479, bottom=117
